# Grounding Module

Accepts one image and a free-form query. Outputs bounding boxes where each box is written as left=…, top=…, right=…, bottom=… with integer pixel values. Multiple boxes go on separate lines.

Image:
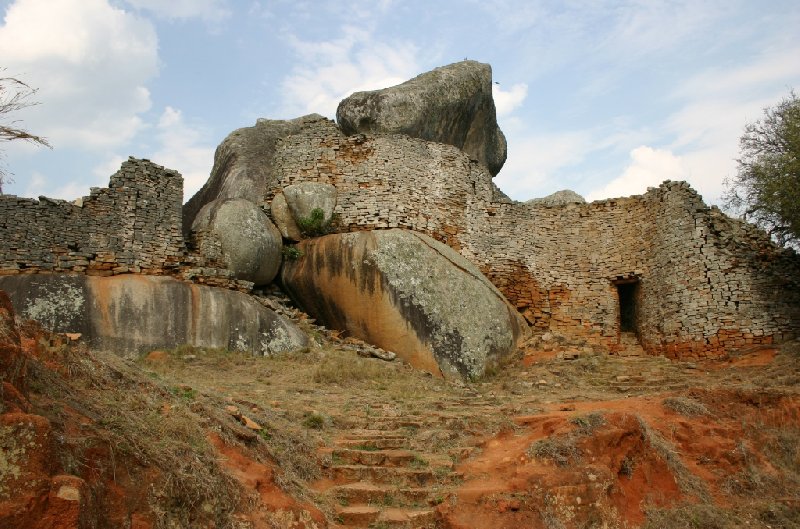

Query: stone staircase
left=319, top=404, right=477, bottom=529
left=312, top=350, right=699, bottom=528
left=563, top=352, right=693, bottom=395
left=615, top=331, right=646, bottom=357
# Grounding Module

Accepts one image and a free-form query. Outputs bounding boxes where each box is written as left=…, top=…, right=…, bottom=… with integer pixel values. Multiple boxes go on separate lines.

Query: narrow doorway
left=616, top=280, right=639, bottom=333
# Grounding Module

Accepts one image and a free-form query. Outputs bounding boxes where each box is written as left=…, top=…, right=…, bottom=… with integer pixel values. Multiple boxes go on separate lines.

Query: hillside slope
left=1, top=289, right=799, bottom=528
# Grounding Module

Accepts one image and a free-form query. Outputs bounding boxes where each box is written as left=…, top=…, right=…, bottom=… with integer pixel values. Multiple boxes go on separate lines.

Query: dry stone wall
left=0, top=158, right=252, bottom=292
left=1, top=122, right=797, bottom=360
left=267, top=117, right=505, bottom=251
left=268, top=120, right=800, bottom=358
left=0, top=158, right=184, bottom=275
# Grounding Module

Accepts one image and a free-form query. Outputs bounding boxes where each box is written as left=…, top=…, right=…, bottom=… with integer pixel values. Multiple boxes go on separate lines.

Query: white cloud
left=660, top=44, right=800, bottom=203
left=23, top=170, right=103, bottom=200
left=492, top=83, right=527, bottom=117
left=125, top=0, right=231, bottom=21
left=146, top=106, right=215, bottom=200
left=586, top=146, right=689, bottom=201
left=278, top=26, right=420, bottom=119
left=495, top=118, right=654, bottom=201
left=92, top=154, right=128, bottom=180
left=673, top=48, right=800, bottom=102
left=0, top=0, right=158, bottom=150
left=494, top=131, right=595, bottom=200
left=69, top=107, right=214, bottom=202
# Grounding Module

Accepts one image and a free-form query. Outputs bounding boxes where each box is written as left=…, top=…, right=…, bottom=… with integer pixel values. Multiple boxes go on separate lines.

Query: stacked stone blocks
left=266, top=122, right=800, bottom=359
left=0, top=158, right=252, bottom=293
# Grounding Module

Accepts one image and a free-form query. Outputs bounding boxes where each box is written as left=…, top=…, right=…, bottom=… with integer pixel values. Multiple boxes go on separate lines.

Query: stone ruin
left=1, top=60, right=799, bottom=379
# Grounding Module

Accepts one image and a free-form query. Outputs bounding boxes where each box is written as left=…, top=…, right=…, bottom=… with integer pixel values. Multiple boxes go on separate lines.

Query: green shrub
left=281, top=245, right=304, bottom=260
left=296, top=208, right=336, bottom=237
left=303, top=412, right=325, bottom=429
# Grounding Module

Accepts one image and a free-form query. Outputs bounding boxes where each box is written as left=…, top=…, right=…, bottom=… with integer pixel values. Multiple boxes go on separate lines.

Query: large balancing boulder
left=183, top=114, right=333, bottom=234
left=0, top=274, right=308, bottom=357
left=192, top=198, right=283, bottom=285
left=336, top=61, right=507, bottom=176
left=281, top=229, right=528, bottom=380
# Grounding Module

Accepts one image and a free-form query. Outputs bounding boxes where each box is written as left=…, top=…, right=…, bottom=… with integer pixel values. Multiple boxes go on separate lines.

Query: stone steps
left=323, top=406, right=463, bottom=528
left=332, top=448, right=418, bottom=467
left=333, top=505, right=437, bottom=528
left=331, top=465, right=458, bottom=487
left=331, top=481, right=438, bottom=506
left=319, top=352, right=701, bottom=528
left=335, top=437, right=410, bottom=450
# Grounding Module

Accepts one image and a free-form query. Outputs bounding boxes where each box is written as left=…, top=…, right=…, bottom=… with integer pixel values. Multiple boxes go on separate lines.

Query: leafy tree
left=0, top=72, right=51, bottom=192
left=724, top=91, right=800, bottom=247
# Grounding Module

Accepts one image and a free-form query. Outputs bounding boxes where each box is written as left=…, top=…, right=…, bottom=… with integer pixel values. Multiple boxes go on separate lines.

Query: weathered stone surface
left=270, top=192, right=302, bottom=241
left=191, top=198, right=282, bottom=285
left=0, top=275, right=308, bottom=357
left=336, top=61, right=507, bottom=176
left=526, top=189, right=586, bottom=206
left=0, top=290, right=24, bottom=390
left=281, top=229, right=528, bottom=380
left=282, top=182, right=337, bottom=231
left=182, top=114, right=333, bottom=234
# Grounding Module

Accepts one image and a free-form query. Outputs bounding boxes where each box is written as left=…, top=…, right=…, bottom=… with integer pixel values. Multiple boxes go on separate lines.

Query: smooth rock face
left=281, top=229, right=527, bottom=380
left=182, top=114, right=332, bottom=235
left=336, top=61, right=507, bottom=176
left=282, top=182, right=338, bottom=231
left=0, top=275, right=308, bottom=357
left=270, top=192, right=302, bottom=241
left=192, top=198, right=283, bottom=285
left=527, top=190, right=586, bottom=206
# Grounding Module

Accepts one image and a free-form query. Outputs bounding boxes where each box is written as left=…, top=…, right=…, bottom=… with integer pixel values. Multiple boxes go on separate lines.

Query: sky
left=0, top=0, right=799, bottom=206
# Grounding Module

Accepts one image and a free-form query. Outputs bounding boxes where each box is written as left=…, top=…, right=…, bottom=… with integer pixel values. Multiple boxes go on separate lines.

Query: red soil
left=0, top=291, right=327, bottom=529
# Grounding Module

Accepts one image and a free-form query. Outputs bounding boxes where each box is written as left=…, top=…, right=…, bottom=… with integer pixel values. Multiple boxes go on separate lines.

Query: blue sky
left=1, top=0, right=798, bottom=206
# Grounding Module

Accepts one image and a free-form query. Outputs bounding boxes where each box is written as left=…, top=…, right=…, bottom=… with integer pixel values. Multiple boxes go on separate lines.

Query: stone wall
left=267, top=118, right=505, bottom=249
left=466, top=183, right=800, bottom=358
left=1, top=124, right=798, bottom=359
left=0, top=158, right=252, bottom=292
left=267, top=120, right=800, bottom=358
left=0, top=158, right=184, bottom=275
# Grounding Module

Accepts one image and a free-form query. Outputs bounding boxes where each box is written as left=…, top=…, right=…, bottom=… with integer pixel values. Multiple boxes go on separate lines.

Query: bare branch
left=0, top=70, right=52, bottom=192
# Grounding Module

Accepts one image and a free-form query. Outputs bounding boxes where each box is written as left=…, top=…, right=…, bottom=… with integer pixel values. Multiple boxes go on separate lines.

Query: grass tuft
left=636, top=416, right=710, bottom=502
left=663, top=396, right=710, bottom=416
left=313, top=353, right=388, bottom=384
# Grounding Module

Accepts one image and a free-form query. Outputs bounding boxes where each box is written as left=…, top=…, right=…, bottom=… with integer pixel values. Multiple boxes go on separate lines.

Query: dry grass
left=636, top=416, right=710, bottom=502
left=571, top=411, right=606, bottom=434
left=527, top=412, right=607, bottom=467
left=527, top=436, right=580, bottom=467
left=26, top=342, right=243, bottom=528
left=642, top=504, right=741, bottom=529
left=662, top=396, right=710, bottom=416
left=312, top=353, right=390, bottom=384
left=643, top=502, right=800, bottom=529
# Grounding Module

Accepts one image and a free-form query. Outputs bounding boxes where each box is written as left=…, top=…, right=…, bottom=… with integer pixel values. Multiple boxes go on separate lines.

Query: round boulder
left=526, top=189, right=586, bottom=206
left=281, top=229, right=528, bottom=380
left=192, top=198, right=282, bottom=285
left=282, top=182, right=338, bottom=236
left=270, top=192, right=302, bottom=241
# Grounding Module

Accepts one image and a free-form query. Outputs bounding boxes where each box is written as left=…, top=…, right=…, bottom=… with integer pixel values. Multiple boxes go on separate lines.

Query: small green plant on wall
left=296, top=208, right=337, bottom=237
left=281, top=245, right=304, bottom=260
